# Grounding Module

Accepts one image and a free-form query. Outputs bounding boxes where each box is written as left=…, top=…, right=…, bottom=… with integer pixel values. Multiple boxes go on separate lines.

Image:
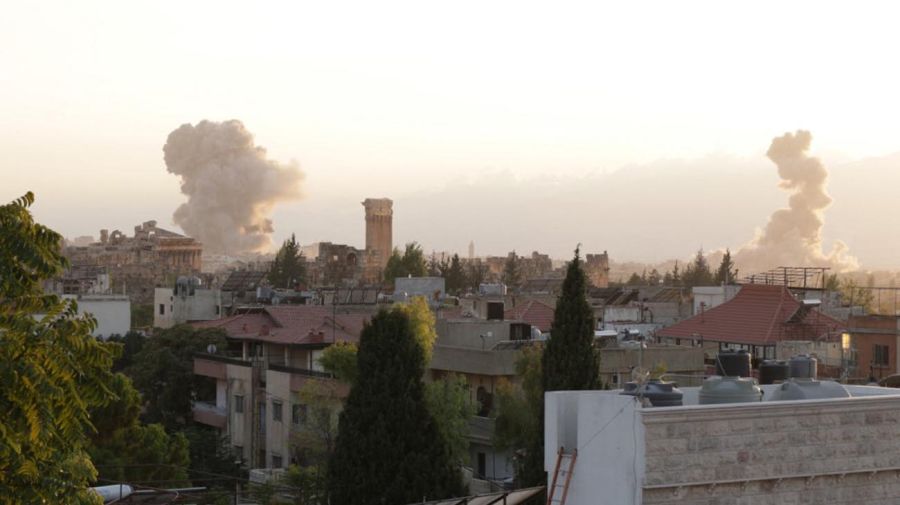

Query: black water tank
left=486, top=302, right=504, bottom=320
left=789, top=354, right=817, bottom=379
left=758, top=360, right=790, bottom=384
left=716, top=350, right=752, bottom=377
left=620, top=380, right=684, bottom=407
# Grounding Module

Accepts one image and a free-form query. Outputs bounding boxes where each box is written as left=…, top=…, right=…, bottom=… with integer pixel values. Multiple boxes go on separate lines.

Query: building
left=584, top=252, right=610, bottom=288
left=300, top=241, right=366, bottom=287
left=62, top=221, right=203, bottom=304
left=692, top=285, right=740, bottom=314
left=191, top=305, right=370, bottom=469
left=63, top=294, right=131, bottom=338
left=363, top=198, right=393, bottom=281
left=847, top=314, right=900, bottom=381
left=153, top=277, right=222, bottom=328
left=394, top=276, right=446, bottom=304
left=656, top=284, right=846, bottom=368
left=544, top=383, right=900, bottom=504
left=599, top=344, right=706, bottom=388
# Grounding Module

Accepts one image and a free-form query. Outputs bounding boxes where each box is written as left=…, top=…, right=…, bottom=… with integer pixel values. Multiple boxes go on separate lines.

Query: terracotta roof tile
left=656, top=284, right=845, bottom=345
left=191, top=305, right=369, bottom=346
left=504, top=299, right=555, bottom=332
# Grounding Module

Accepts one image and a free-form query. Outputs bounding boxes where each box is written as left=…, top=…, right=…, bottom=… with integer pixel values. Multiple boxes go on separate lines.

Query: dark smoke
left=163, top=120, right=303, bottom=254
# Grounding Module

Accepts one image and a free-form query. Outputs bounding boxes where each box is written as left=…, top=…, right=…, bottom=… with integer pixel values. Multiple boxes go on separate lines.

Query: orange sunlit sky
left=3, top=1, right=900, bottom=268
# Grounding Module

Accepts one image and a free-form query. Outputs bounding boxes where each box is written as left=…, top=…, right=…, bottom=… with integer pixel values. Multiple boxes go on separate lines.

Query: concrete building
left=153, top=277, right=222, bottom=328
left=544, top=384, right=900, bottom=504
left=62, top=221, right=203, bottom=304
left=692, top=285, right=741, bottom=314
left=394, top=276, right=446, bottom=304
left=585, top=252, right=610, bottom=288
left=63, top=294, right=131, bottom=338
left=191, top=306, right=368, bottom=469
left=363, top=198, right=393, bottom=281
left=847, top=314, right=900, bottom=381
left=600, top=344, right=706, bottom=388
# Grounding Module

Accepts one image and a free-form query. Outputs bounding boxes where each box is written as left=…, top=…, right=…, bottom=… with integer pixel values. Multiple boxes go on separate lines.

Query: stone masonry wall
left=641, top=396, right=900, bottom=505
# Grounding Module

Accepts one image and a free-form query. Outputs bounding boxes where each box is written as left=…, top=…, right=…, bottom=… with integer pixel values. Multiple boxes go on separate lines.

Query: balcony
left=193, top=352, right=250, bottom=380
left=192, top=401, right=226, bottom=428
left=267, top=363, right=350, bottom=397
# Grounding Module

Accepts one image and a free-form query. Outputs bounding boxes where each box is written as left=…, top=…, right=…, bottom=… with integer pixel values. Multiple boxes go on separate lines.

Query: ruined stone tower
left=585, top=251, right=610, bottom=288
left=363, top=198, right=393, bottom=278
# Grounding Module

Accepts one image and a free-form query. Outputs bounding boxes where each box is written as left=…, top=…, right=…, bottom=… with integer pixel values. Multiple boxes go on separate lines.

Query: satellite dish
left=206, top=344, right=217, bottom=355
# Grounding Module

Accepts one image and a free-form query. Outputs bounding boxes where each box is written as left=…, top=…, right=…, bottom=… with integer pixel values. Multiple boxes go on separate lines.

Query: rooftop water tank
left=759, top=360, right=790, bottom=385
left=715, top=350, right=752, bottom=377
left=620, top=379, right=684, bottom=407
left=789, top=354, right=817, bottom=379
left=768, top=379, right=850, bottom=401
left=699, top=376, right=763, bottom=405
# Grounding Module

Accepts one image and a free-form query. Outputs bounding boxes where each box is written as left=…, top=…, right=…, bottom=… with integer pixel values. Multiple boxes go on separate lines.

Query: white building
left=63, top=294, right=131, bottom=338
left=154, top=278, right=222, bottom=329
left=545, top=383, right=900, bottom=505
left=692, top=285, right=740, bottom=315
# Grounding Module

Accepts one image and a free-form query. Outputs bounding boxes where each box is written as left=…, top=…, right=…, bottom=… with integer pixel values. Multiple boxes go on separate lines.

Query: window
left=873, top=344, right=890, bottom=367
left=215, top=305, right=220, bottom=315
left=272, top=454, right=283, bottom=468
left=272, top=400, right=283, bottom=422
left=159, top=304, right=165, bottom=315
left=292, top=404, right=307, bottom=425
left=234, top=395, right=244, bottom=414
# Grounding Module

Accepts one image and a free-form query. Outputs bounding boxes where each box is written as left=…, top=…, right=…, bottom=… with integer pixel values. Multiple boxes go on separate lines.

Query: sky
left=3, top=1, right=900, bottom=268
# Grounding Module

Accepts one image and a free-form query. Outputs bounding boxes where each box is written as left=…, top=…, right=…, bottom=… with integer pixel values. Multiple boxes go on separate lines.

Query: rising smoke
left=164, top=120, right=303, bottom=254
left=734, top=130, right=858, bottom=273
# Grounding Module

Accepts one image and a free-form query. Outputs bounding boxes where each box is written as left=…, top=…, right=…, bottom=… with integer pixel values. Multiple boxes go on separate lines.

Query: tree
left=443, top=254, right=466, bottom=295
left=0, top=192, right=115, bottom=504
left=291, top=380, right=343, bottom=467
left=543, top=248, right=600, bottom=392
left=319, top=342, right=359, bottom=384
left=529, top=247, right=599, bottom=488
left=106, top=330, right=147, bottom=372
left=502, top=252, right=523, bottom=289
left=382, top=242, right=427, bottom=286
left=269, top=234, right=306, bottom=289
left=327, top=308, right=462, bottom=504
left=626, top=272, right=644, bottom=286
left=681, top=248, right=714, bottom=288
left=715, top=249, right=738, bottom=285
left=647, top=269, right=662, bottom=286
left=425, top=375, right=475, bottom=468
left=127, top=325, right=227, bottom=430
left=465, top=259, right=489, bottom=292
left=493, top=344, right=543, bottom=487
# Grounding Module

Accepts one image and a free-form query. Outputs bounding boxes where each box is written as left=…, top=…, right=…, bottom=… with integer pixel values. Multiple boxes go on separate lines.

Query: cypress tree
left=327, top=308, right=462, bottom=505
left=543, top=247, right=600, bottom=392
left=519, top=248, right=600, bottom=488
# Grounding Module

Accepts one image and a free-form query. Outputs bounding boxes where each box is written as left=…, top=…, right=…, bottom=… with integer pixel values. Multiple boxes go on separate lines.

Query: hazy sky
left=3, top=1, right=900, bottom=266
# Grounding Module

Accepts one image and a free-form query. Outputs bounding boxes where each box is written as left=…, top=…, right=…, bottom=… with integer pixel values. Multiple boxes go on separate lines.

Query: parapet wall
left=641, top=394, right=900, bottom=504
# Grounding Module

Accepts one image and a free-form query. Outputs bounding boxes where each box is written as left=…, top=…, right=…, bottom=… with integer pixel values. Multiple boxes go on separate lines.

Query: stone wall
left=641, top=396, right=900, bottom=505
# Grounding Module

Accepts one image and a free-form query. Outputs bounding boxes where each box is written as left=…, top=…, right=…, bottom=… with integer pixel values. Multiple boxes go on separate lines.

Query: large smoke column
left=164, top=120, right=303, bottom=254
left=734, top=130, right=858, bottom=273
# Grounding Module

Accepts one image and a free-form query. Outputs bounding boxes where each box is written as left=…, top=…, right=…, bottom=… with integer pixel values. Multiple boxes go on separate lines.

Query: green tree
left=106, top=330, right=147, bottom=372
left=443, top=254, right=466, bottom=295
left=383, top=242, right=427, bottom=286
left=319, top=342, right=359, bottom=384
left=528, top=247, right=599, bottom=488
left=269, top=233, right=306, bottom=289
left=681, top=248, right=714, bottom=288
left=127, top=325, right=227, bottom=430
left=714, top=249, right=738, bottom=285
left=626, top=272, right=644, bottom=286
left=0, top=192, right=115, bottom=504
left=493, top=344, right=543, bottom=487
left=284, top=464, right=326, bottom=505
left=327, top=309, right=462, bottom=504
left=647, top=268, right=662, bottom=286
left=502, top=252, right=523, bottom=289
left=425, top=375, right=475, bottom=468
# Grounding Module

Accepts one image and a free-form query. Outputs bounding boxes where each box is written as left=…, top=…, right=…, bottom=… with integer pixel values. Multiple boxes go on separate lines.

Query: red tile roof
left=505, top=299, right=555, bottom=332
left=192, top=305, right=369, bottom=346
left=656, top=284, right=846, bottom=345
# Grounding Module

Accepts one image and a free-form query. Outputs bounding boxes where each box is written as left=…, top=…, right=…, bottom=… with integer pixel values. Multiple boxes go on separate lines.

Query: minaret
left=468, top=240, right=475, bottom=260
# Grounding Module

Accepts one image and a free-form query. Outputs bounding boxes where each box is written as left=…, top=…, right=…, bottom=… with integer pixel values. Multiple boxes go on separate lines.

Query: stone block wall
left=641, top=396, right=900, bottom=504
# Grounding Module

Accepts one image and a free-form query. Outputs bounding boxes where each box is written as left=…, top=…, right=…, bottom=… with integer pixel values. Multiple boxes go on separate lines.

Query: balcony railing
left=268, top=363, right=333, bottom=379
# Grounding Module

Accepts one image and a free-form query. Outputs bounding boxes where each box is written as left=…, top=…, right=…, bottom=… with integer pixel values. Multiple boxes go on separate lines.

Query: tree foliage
left=383, top=242, right=427, bottom=286
left=681, top=248, right=714, bottom=288
left=269, top=233, right=306, bottom=289
left=442, top=254, right=466, bottom=295
left=715, top=249, right=738, bottom=285
left=502, top=252, right=523, bottom=289
left=0, top=192, right=115, bottom=504
left=319, top=342, right=359, bottom=384
left=425, top=375, right=475, bottom=468
left=327, top=308, right=462, bottom=504
left=493, top=345, right=543, bottom=487
left=127, top=325, right=227, bottom=430
left=465, top=259, right=489, bottom=292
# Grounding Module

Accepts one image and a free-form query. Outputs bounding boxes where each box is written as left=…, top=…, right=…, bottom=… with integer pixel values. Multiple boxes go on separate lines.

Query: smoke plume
left=164, top=120, right=303, bottom=254
left=734, top=130, right=858, bottom=273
